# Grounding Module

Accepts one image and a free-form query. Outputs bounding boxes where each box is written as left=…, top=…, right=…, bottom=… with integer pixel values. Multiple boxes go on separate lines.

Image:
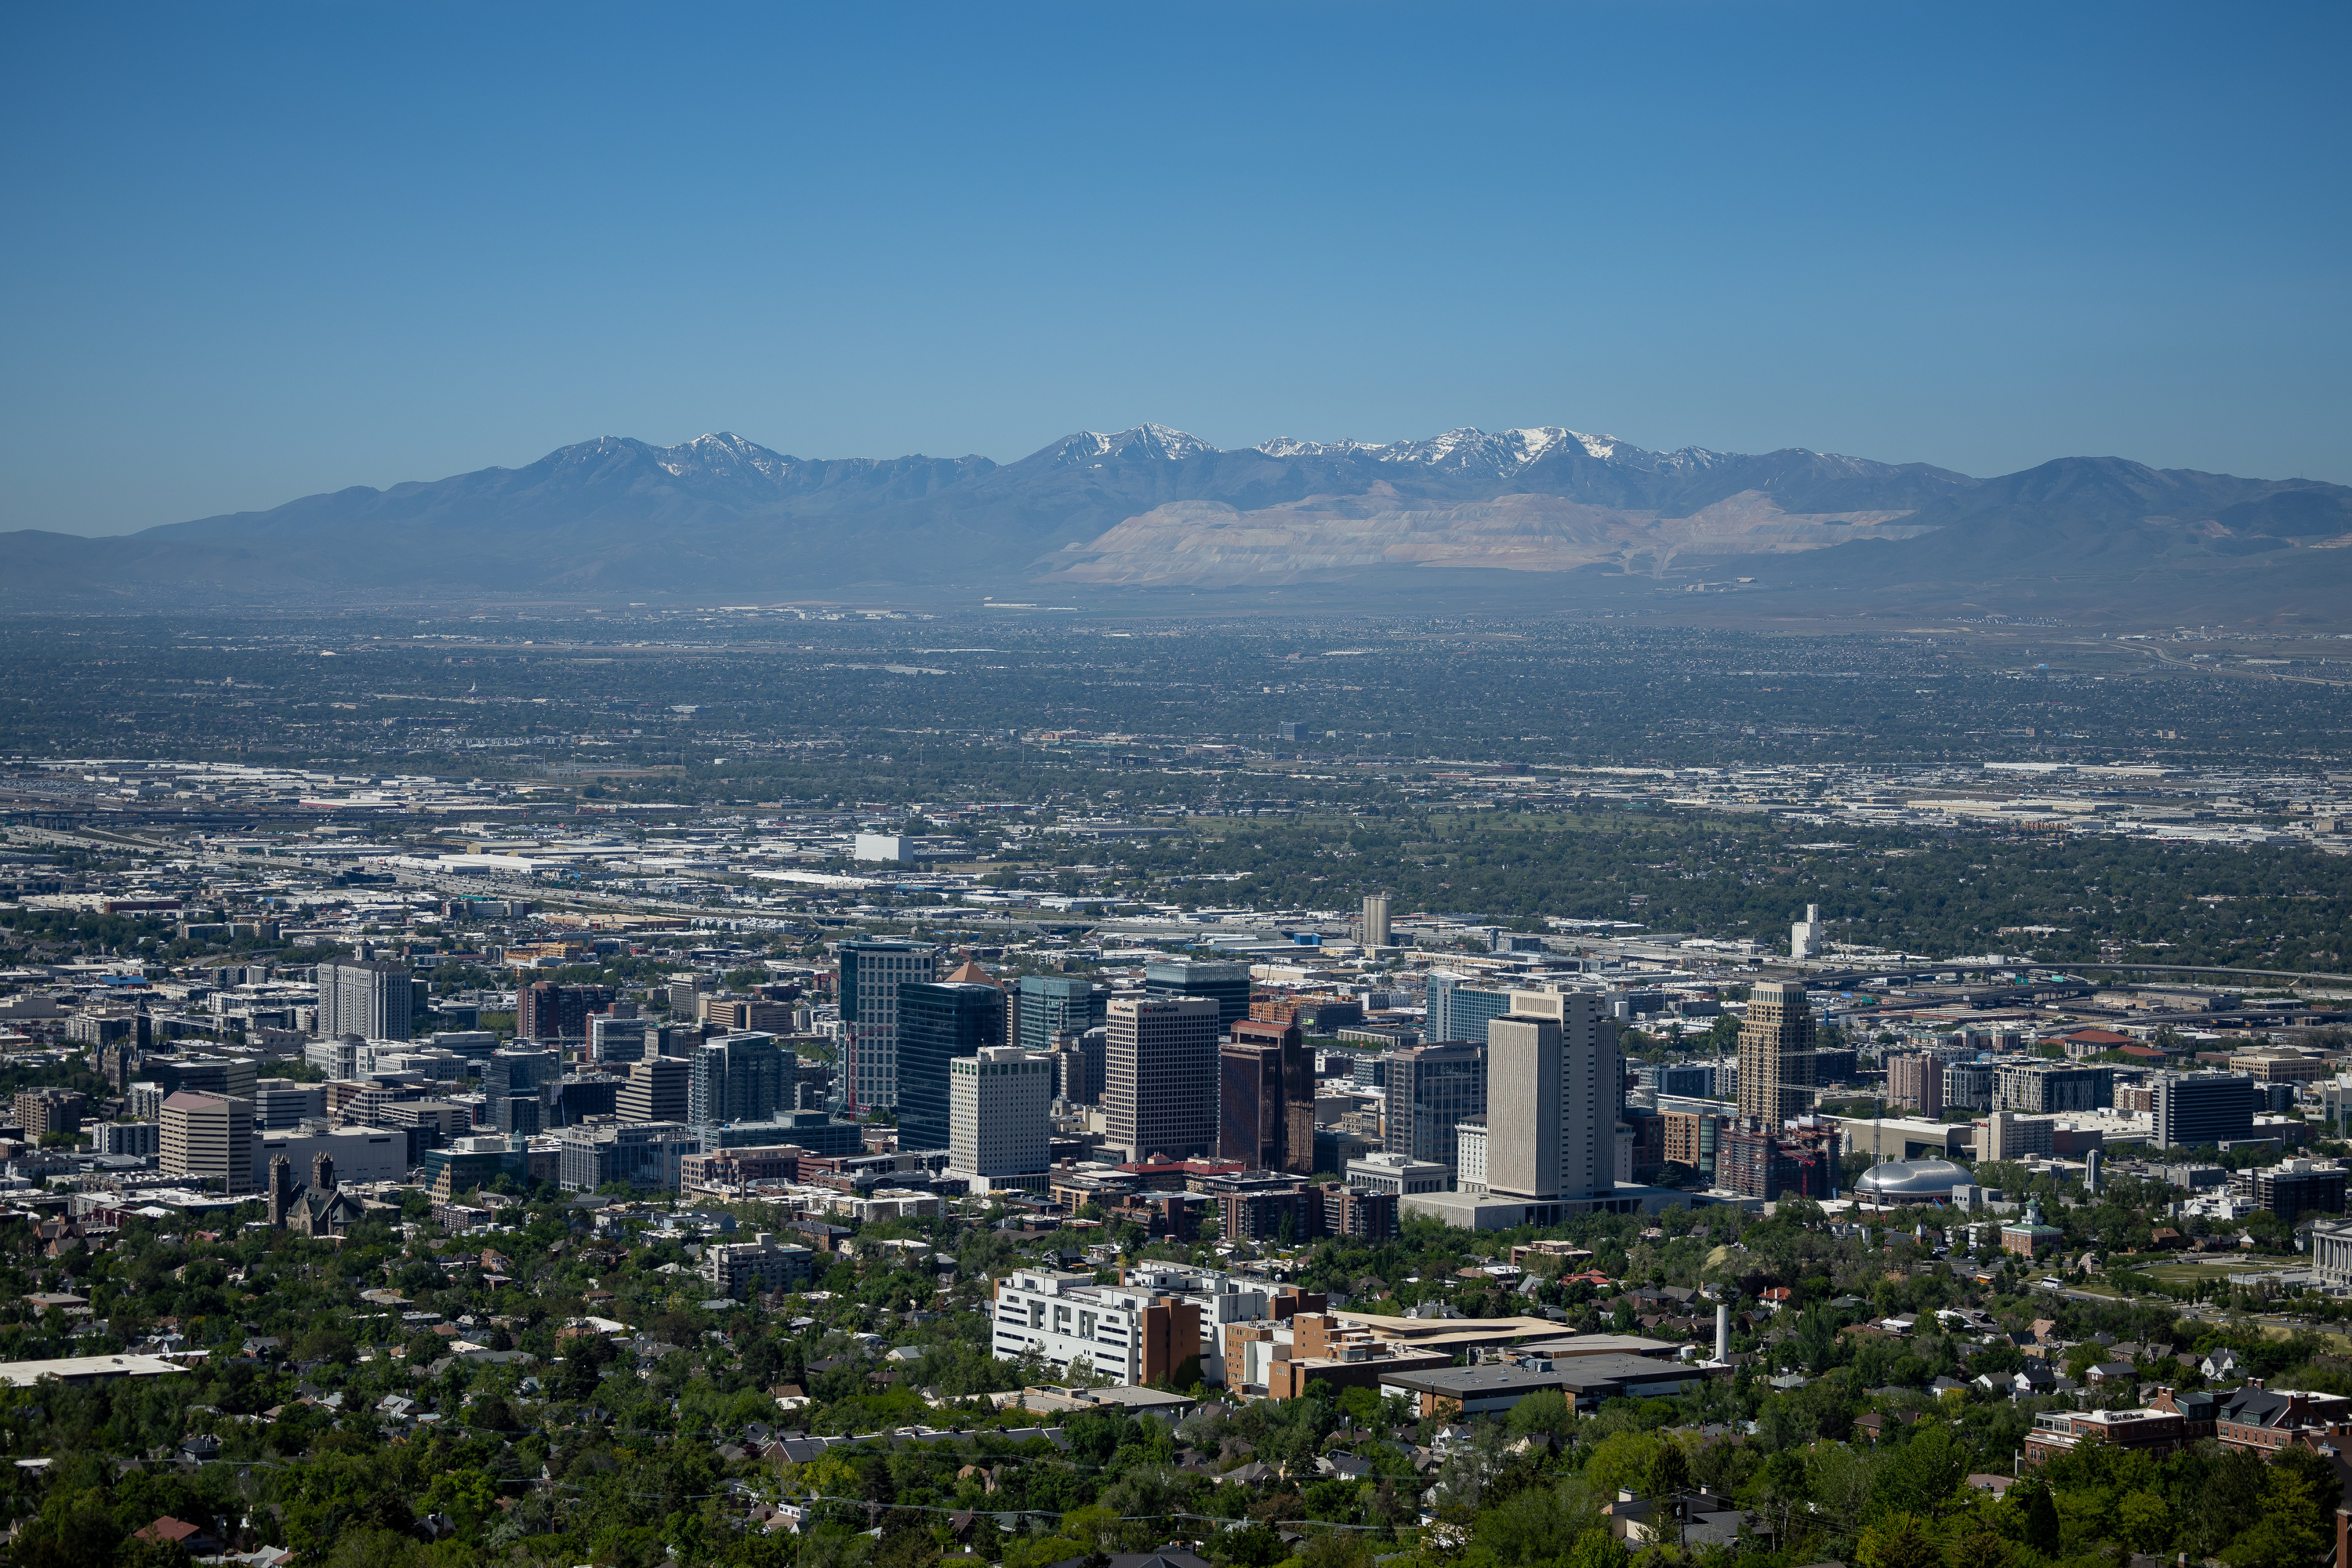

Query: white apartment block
left=305, top=1036, right=362, bottom=1080
left=949, top=1047, right=1052, bottom=1183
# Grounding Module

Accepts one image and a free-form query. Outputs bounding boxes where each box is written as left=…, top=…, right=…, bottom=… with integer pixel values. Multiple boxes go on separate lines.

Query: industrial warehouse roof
left=0, top=1353, right=187, bottom=1386
left=1378, top=1353, right=1706, bottom=1399
left=1376, top=1364, right=1567, bottom=1396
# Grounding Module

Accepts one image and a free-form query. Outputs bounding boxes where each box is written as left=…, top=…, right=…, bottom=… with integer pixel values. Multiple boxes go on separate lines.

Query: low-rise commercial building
left=250, top=1127, right=408, bottom=1189
left=1380, top=1352, right=1719, bottom=1417
left=1345, top=1152, right=1449, bottom=1196
left=1226, top=1311, right=1453, bottom=1401
left=2024, top=1406, right=2191, bottom=1465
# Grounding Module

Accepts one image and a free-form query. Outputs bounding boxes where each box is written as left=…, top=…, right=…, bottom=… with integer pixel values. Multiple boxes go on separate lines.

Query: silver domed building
left=1852, top=1157, right=1969, bottom=1203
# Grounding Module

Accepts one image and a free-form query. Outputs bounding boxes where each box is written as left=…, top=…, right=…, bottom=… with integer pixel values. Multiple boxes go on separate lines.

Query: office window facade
left=897, top=982, right=1007, bottom=1153
left=837, top=940, right=939, bottom=1112
left=1385, top=1040, right=1486, bottom=1176
left=1142, top=960, right=1252, bottom=1030
left=1106, top=997, right=1221, bottom=1162
left=1017, top=975, right=1104, bottom=1052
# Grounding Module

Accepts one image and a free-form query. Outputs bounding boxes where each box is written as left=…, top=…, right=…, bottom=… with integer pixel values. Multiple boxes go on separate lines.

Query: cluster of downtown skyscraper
left=311, top=926, right=1845, bottom=1208
left=822, top=938, right=1846, bottom=1207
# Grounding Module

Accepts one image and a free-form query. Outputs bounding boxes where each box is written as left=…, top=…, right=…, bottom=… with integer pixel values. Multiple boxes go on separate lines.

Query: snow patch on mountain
left=1258, top=426, right=1640, bottom=474
left=1051, top=424, right=1216, bottom=466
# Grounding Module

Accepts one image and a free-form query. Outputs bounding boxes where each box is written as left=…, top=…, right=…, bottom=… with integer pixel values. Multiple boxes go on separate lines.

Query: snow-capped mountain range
left=3, top=422, right=2347, bottom=616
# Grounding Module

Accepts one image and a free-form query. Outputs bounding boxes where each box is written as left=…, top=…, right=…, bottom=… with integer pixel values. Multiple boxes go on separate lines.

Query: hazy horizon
left=4, top=1, right=2347, bottom=536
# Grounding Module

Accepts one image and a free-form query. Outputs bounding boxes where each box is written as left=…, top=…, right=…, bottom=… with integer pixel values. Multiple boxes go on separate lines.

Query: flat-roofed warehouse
left=0, top=1353, right=187, bottom=1387
left=1328, top=1312, right=1679, bottom=1361
left=1379, top=1352, right=1720, bottom=1417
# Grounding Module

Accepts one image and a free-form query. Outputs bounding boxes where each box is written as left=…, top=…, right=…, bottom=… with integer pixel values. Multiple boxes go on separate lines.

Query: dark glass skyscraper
left=896, top=982, right=1007, bottom=1153
left=1144, top=959, right=1252, bottom=1030
left=688, top=1032, right=786, bottom=1128
left=1218, top=1018, right=1313, bottom=1173
left=1385, top=1040, right=1486, bottom=1176
left=1016, top=975, right=1105, bottom=1051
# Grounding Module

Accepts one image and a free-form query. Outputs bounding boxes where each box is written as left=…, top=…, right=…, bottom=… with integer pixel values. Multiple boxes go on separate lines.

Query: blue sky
left=3, top=2, right=2347, bottom=534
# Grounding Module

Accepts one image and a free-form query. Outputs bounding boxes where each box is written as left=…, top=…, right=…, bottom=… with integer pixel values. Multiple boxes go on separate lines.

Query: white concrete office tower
left=1790, top=904, right=1824, bottom=961
left=835, top=938, right=940, bottom=1112
left=1360, top=893, right=1391, bottom=949
left=949, top=1046, right=1053, bottom=1183
left=317, top=958, right=414, bottom=1040
left=1105, top=996, right=1221, bottom=1162
left=1486, top=990, right=1621, bottom=1202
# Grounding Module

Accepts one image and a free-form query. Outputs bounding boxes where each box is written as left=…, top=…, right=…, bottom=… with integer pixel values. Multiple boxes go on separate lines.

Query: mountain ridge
left=3, top=427, right=2348, bottom=622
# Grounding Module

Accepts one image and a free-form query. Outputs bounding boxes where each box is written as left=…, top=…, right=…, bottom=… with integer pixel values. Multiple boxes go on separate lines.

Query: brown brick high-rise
left=1736, top=981, right=1817, bottom=1125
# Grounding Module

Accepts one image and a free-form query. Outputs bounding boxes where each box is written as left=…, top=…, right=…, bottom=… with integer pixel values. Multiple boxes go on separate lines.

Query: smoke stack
left=1715, top=1301, right=1731, bottom=1363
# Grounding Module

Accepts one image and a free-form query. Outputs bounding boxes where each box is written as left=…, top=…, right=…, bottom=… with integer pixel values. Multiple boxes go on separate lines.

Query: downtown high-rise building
left=688, top=1032, right=787, bottom=1128
left=517, top=982, right=616, bottom=1044
left=836, top=938, right=939, bottom=1112
left=1048, top=1029, right=1107, bottom=1105
left=619, top=1056, right=690, bottom=1123
left=1887, top=1053, right=1944, bottom=1117
left=896, top=976, right=1007, bottom=1154
left=162, top=1090, right=255, bottom=1195
left=1105, top=996, right=1221, bottom=1162
left=1483, top=990, right=1621, bottom=1203
left=1142, top=959, right=1252, bottom=1031
left=1218, top=1018, right=1314, bottom=1174
left=317, top=958, right=413, bottom=1041
left=949, top=1046, right=1053, bottom=1183
left=1384, top=1040, right=1486, bottom=1176
left=1736, top=981, right=1817, bottom=1126
left=2152, top=1073, right=2256, bottom=1149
